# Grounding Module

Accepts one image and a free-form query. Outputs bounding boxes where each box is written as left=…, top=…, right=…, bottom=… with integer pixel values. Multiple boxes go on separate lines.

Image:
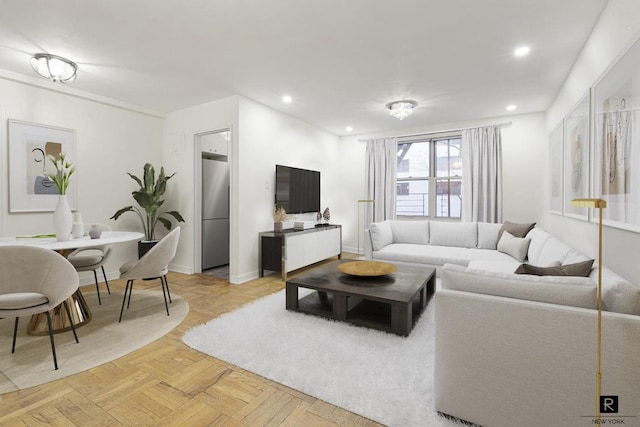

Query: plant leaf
left=110, top=206, right=134, bottom=220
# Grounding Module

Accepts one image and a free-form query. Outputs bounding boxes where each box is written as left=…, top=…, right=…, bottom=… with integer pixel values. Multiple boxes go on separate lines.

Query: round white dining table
left=0, top=231, right=144, bottom=335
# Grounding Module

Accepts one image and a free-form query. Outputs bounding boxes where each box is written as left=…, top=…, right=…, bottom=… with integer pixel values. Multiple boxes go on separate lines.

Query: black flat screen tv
left=275, top=164, right=320, bottom=214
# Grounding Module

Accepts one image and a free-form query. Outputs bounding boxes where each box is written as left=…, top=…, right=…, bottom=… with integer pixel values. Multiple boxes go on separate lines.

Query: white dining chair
left=67, top=224, right=112, bottom=305
left=0, top=246, right=80, bottom=370
left=118, top=227, right=180, bottom=322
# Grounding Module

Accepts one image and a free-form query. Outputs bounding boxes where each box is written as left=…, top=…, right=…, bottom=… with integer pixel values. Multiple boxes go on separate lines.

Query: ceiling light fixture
left=282, top=95, right=292, bottom=103
left=345, top=126, right=353, bottom=132
left=386, top=100, right=418, bottom=120
left=30, top=53, right=77, bottom=83
left=506, top=104, right=517, bottom=111
left=514, top=46, right=530, bottom=57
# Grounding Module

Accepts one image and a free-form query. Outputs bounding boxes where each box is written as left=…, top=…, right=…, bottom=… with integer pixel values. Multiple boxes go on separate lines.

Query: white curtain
left=461, top=126, right=503, bottom=223
left=365, top=137, right=397, bottom=224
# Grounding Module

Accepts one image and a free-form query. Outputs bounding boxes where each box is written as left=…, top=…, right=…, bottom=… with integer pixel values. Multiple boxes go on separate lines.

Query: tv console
left=259, top=224, right=342, bottom=281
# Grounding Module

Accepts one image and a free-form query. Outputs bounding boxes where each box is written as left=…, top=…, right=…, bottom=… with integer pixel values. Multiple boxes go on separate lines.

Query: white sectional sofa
left=364, top=220, right=640, bottom=426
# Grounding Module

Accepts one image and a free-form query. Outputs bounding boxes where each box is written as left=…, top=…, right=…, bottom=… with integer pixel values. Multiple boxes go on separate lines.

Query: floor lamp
left=571, top=198, right=606, bottom=423
left=357, top=199, right=375, bottom=258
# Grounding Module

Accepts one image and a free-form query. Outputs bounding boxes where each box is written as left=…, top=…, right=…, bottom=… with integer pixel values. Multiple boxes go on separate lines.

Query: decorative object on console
left=322, top=207, right=331, bottom=224
left=571, top=197, right=606, bottom=424
left=110, top=163, right=185, bottom=257
left=30, top=53, right=77, bottom=83
left=386, top=100, right=418, bottom=120
left=294, top=221, right=315, bottom=230
left=273, top=206, right=287, bottom=232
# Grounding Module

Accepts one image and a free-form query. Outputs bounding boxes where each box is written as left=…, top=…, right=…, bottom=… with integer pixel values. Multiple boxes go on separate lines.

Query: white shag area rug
left=0, top=289, right=188, bottom=393
left=183, top=288, right=460, bottom=427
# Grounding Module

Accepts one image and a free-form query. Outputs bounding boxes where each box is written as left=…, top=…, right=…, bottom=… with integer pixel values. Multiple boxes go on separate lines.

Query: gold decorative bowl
left=337, top=261, right=397, bottom=277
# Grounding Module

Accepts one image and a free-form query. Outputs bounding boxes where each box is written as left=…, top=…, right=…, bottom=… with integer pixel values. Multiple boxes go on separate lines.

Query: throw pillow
left=514, top=259, right=594, bottom=277
left=498, top=221, right=536, bottom=240
left=497, top=231, right=531, bottom=262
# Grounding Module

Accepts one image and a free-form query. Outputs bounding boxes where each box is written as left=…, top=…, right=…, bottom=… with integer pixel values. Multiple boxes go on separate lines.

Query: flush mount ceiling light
left=386, top=100, right=418, bottom=120
left=30, top=53, right=77, bottom=83
left=514, top=46, right=530, bottom=57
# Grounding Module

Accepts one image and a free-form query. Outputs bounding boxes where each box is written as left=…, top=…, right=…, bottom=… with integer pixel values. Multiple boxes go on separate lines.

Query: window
left=396, top=136, right=462, bottom=218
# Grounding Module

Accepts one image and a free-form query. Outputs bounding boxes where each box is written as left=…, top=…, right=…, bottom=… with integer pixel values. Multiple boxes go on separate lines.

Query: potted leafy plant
left=111, top=163, right=185, bottom=257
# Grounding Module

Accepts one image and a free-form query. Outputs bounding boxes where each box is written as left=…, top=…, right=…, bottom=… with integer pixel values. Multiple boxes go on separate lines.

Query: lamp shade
left=571, top=198, right=606, bottom=208
left=30, top=54, right=77, bottom=83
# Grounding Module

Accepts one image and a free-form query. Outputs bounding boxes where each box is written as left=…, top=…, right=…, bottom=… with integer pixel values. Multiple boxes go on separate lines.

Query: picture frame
left=549, top=121, right=564, bottom=215
left=563, top=90, right=590, bottom=221
left=8, top=119, right=77, bottom=212
left=593, top=36, right=640, bottom=232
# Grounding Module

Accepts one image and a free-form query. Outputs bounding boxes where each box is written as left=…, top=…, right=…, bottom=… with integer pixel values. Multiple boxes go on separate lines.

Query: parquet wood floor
left=0, top=257, right=383, bottom=427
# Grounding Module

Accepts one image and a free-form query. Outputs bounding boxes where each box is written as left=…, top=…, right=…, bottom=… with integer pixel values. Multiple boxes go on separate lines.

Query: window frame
left=396, top=133, right=462, bottom=220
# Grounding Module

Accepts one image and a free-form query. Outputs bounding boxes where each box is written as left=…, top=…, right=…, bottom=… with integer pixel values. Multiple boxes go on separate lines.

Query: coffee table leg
left=286, top=284, right=298, bottom=310
left=334, top=294, right=347, bottom=321
left=391, top=302, right=411, bottom=336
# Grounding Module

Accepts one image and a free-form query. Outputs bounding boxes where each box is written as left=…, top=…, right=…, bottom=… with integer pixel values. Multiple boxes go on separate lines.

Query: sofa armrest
left=434, top=289, right=640, bottom=426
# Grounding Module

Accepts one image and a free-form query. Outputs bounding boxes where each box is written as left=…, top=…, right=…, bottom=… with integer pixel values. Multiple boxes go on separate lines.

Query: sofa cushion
left=595, top=266, right=640, bottom=315
left=370, top=221, right=393, bottom=251
left=498, top=221, right=536, bottom=240
left=563, top=248, right=591, bottom=265
left=441, top=264, right=597, bottom=309
left=477, top=222, right=502, bottom=250
left=373, top=244, right=470, bottom=267
left=537, top=236, right=573, bottom=266
left=430, top=222, right=478, bottom=248
left=497, top=231, right=531, bottom=262
left=390, top=220, right=429, bottom=245
left=526, top=227, right=551, bottom=265
left=514, top=259, right=594, bottom=277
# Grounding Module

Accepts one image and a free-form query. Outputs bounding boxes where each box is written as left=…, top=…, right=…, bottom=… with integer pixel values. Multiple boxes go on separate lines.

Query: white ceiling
left=0, top=0, right=608, bottom=136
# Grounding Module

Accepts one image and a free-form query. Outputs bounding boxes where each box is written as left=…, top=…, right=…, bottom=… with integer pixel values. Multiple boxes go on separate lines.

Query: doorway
left=194, top=129, right=231, bottom=280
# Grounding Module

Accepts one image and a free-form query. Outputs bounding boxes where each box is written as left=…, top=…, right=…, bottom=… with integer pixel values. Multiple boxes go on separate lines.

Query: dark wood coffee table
left=285, top=260, right=435, bottom=336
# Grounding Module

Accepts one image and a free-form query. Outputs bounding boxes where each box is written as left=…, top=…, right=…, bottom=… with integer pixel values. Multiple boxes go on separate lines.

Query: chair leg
left=11, top=317, right=19, bottom=353
left=93, top=270, right=101, bottom=305
left=127, top=280, right=134, bottom=308
left=45, top=311, right=58, bottom=370
left=62, top=300, right=79, bottom=344
left=101, top=266, right=111, bottom=294
left=164, top=275, right=172, bottom=303
left=160, top=277, right=170, bottom=316
left=119, top=280, right=132, bottom=322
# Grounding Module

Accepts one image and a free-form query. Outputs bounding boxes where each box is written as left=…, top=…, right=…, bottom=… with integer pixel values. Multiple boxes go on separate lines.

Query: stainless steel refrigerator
left=202, top=156, right=230, bottom=270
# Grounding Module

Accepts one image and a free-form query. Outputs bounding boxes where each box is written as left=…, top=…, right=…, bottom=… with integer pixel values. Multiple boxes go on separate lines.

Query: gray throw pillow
left=497, top=231, right=531, bottom=262
left=514, top=259, right=594, bottom=277
left=498, top=221, right=536, bottom=240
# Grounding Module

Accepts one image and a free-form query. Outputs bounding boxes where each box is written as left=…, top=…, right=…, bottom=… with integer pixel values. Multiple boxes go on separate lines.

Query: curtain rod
left=357, top=121, right=512, bottom=142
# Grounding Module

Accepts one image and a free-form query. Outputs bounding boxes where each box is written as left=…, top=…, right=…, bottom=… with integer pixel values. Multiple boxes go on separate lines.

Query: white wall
left=545, top=0, right=640, bottom=282
left=162, top=96, right=339, bottom=283
left=162, top=96, right=239, bottom=276
left=0, top=76, right=164, bottom=283
left=236, top=97, right=340, bottom=282
left=338, top=113, right=547, bottom=253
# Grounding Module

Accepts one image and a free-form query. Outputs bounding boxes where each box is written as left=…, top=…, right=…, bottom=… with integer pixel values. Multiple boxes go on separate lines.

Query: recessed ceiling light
left=514, top=46, right=530, bottom=57
left=345, top=126, right=353, bottom=132
left=282, top=95, right=292, bottom=103
left=506, top=104, right=517, bottom=111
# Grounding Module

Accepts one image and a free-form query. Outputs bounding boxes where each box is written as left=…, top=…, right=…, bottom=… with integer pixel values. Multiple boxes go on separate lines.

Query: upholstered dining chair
left=0, top=246, right=80, bottom=370
left=118, top=227, right=180, bottom=322
left=67, top=223, right=112, bottom=305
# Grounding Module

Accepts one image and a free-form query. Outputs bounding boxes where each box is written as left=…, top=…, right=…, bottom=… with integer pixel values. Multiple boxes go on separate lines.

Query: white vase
left=53, top=195, right=73, bottom=241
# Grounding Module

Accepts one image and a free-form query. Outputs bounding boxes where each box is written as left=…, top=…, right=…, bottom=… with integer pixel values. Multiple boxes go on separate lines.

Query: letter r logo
left=600, top=395, right=619, bottom=413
